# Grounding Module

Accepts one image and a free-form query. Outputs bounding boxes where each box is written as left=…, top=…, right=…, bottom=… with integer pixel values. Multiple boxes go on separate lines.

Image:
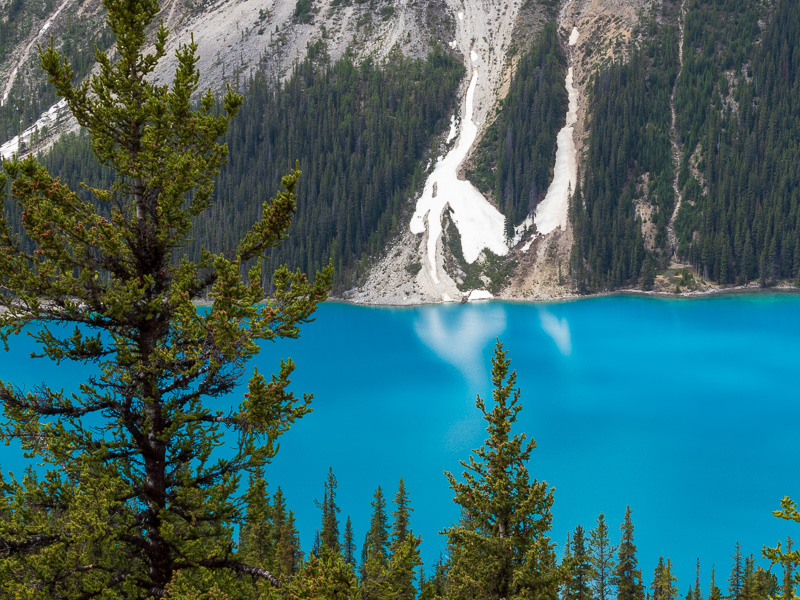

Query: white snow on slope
left=0, top=99, right=67, bottom=159
left=516, top=27, right=580, bottom=251
left=410, top=55, right=507, bottom=284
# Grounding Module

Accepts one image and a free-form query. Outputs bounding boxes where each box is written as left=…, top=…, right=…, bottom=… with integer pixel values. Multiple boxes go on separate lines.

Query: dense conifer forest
left=569, top=14, right=678, bottom=292
left=674, top=0, right=800, bottom=285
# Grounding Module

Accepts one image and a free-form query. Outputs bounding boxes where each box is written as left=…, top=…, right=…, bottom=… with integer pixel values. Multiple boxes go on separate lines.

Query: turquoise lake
left=1, top=294, right=799, bottom=590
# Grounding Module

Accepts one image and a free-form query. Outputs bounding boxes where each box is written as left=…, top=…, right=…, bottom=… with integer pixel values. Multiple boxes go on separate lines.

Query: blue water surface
left=1, top=294, right=799, bottom=591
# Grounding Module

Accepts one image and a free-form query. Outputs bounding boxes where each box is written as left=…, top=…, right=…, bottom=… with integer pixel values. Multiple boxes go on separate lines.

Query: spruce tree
left=343, top=516, right=357, bottom=566
left=693, top=559, right=702, bottom=600
left=361, top=486, right=390, bottom=599
left=317, top=467, right=341, bottom=556
left=565, top=526, right=595, bottom=600
left=0, top=0, right=332, bottom=593
left=391, top=477, right=412, bottom=549
left=444, top=340, right=561, bottom=600
left=275, top=509, right=303, bottom=577
left=728, top=542, right=744, bottom=600
left=707, top=566, right=721, bottom=600
left=239, top=467, right=274, bottom=571
left=650, top=557, right=677, bottom=600
left=779, top=538, right=797, bottom=600
left=590, top=512, right=617, bottom=600
left=614, top=507, right=644, bottom=600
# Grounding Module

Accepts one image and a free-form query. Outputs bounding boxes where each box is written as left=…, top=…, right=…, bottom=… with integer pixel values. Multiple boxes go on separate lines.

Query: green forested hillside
left=675, top=0, right=800, bottom=285
left=570, top=16, right=678, bottom=292
left=193, top=46, right=463, bottom=290
left=467, top=21, right=566, bottom=238
left=26, top=46, right=463, bottom=290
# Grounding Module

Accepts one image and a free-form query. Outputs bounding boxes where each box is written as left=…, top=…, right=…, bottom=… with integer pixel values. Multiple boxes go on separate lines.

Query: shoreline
left=329, top=282, right=800, bottom=308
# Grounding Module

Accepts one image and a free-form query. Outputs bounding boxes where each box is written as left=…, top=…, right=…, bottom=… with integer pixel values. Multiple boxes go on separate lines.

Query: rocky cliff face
left=0, top=0, right=658, bottom=304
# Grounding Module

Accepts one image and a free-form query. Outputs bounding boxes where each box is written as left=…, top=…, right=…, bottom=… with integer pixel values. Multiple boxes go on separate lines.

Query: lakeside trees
left=0, top=0, right=330, bottom=595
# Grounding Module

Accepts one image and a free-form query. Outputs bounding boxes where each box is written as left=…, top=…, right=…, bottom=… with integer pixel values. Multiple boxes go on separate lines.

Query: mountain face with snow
left=3, top=0, right=797, bottom=302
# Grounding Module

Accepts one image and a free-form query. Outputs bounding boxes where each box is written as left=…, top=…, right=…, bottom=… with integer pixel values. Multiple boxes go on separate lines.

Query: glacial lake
left=1, top=294, right=799, bottom=589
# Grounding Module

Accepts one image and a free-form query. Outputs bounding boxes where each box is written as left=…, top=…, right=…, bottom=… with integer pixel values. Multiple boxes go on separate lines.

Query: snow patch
left=516, top=29, right=579, bottom=247
left=410, top=66, right=508, bottom=284
left=0, top=99, right=68, bottom=159
left=470, top=50, right=478, bottom=62
left=467, top=290, right=493, bottom=301
left=569, top=26, right=579, bottom=46
left=449, top=40, right=458, bottom=49
left=458, top=11, right=464, bottom=20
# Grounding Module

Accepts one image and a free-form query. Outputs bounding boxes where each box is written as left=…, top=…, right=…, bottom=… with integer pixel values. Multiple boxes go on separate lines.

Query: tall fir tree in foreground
left=444, top=340, right=561, bottom=600
left=614, top=507, right=644, bottom=600
left=0, top=0, right=331, bottom=594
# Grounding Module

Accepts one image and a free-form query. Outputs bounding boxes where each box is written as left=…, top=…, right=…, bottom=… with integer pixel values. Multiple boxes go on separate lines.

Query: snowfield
left=516, top=27, right=580, bottom=252
left=410, top=52, right=508, bottom=285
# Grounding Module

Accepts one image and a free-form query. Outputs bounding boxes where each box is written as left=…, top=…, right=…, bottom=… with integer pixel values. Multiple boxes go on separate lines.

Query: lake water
left=1, top=294, right=799, bottom=591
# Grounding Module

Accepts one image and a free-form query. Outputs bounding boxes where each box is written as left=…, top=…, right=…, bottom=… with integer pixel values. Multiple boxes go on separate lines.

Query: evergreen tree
left=344, top=516, right=357, bottom=566
left=239, top=467, right=274, bottom=571
left=275, top=509, right=303, bottom=577
left=317, top=467, right=342, bottom=556
left=280, top=551, right=359, bottom=600
left=590, top=512, right=617, bottom=600
left=563, top=531, right=574, bottom=600
left=391, top=477, right=413, bottom=549
left=707, top=566, right=722, bottom=600
left=728, top=542, right=744, bottom=600
left=779, top=538, right=797, bottom=600
left=419, top=555, right=448, bottom=600
left=650, top=557, right=677, bottom=600
left=693, top=559, right=702, bottom=600
left=444, top=340, right=561, bottom=600
left=0, top=0, right=331, bottom=595
left=765, top=500, right=800, bottom=598
left=589, top=513, right=617, bottom=600
left=565, top=526, right=595, bottom=600
left=361, top=486, right=391, bottom=599
left=614, top=507, right=645, bottom=600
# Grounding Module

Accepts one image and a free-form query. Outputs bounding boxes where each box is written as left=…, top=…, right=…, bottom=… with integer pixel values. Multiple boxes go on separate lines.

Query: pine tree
left=765, top=499, right=800, bottom=598
left=239, top=467, right=274, bottom=570
left=590, top=512, right=617, bottom=600
left=614, top=507, right=644, bottom=600
left=779, top=538, right=797, bottom=600
left=693, top=559, right=702, bottom=600
left=275, top=509, right=303, bottom=577
left=343, top=516, right=357, bottom=566
left=0, top=0, right=331, bottom=594
left=317, top=467, right=341, bottom=556
left=361, top=486, right=391, bottom=599
left=391, top=477, right=412, bottom=549
left=565, top=526, right=595, bottom=600
left=728, top=542, right=744, bottom=600
left=650, top=557, right=677, bottom=600
left=707, top=566, right=722, bottom=600
left=444, top=340, right=561, bottom=600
